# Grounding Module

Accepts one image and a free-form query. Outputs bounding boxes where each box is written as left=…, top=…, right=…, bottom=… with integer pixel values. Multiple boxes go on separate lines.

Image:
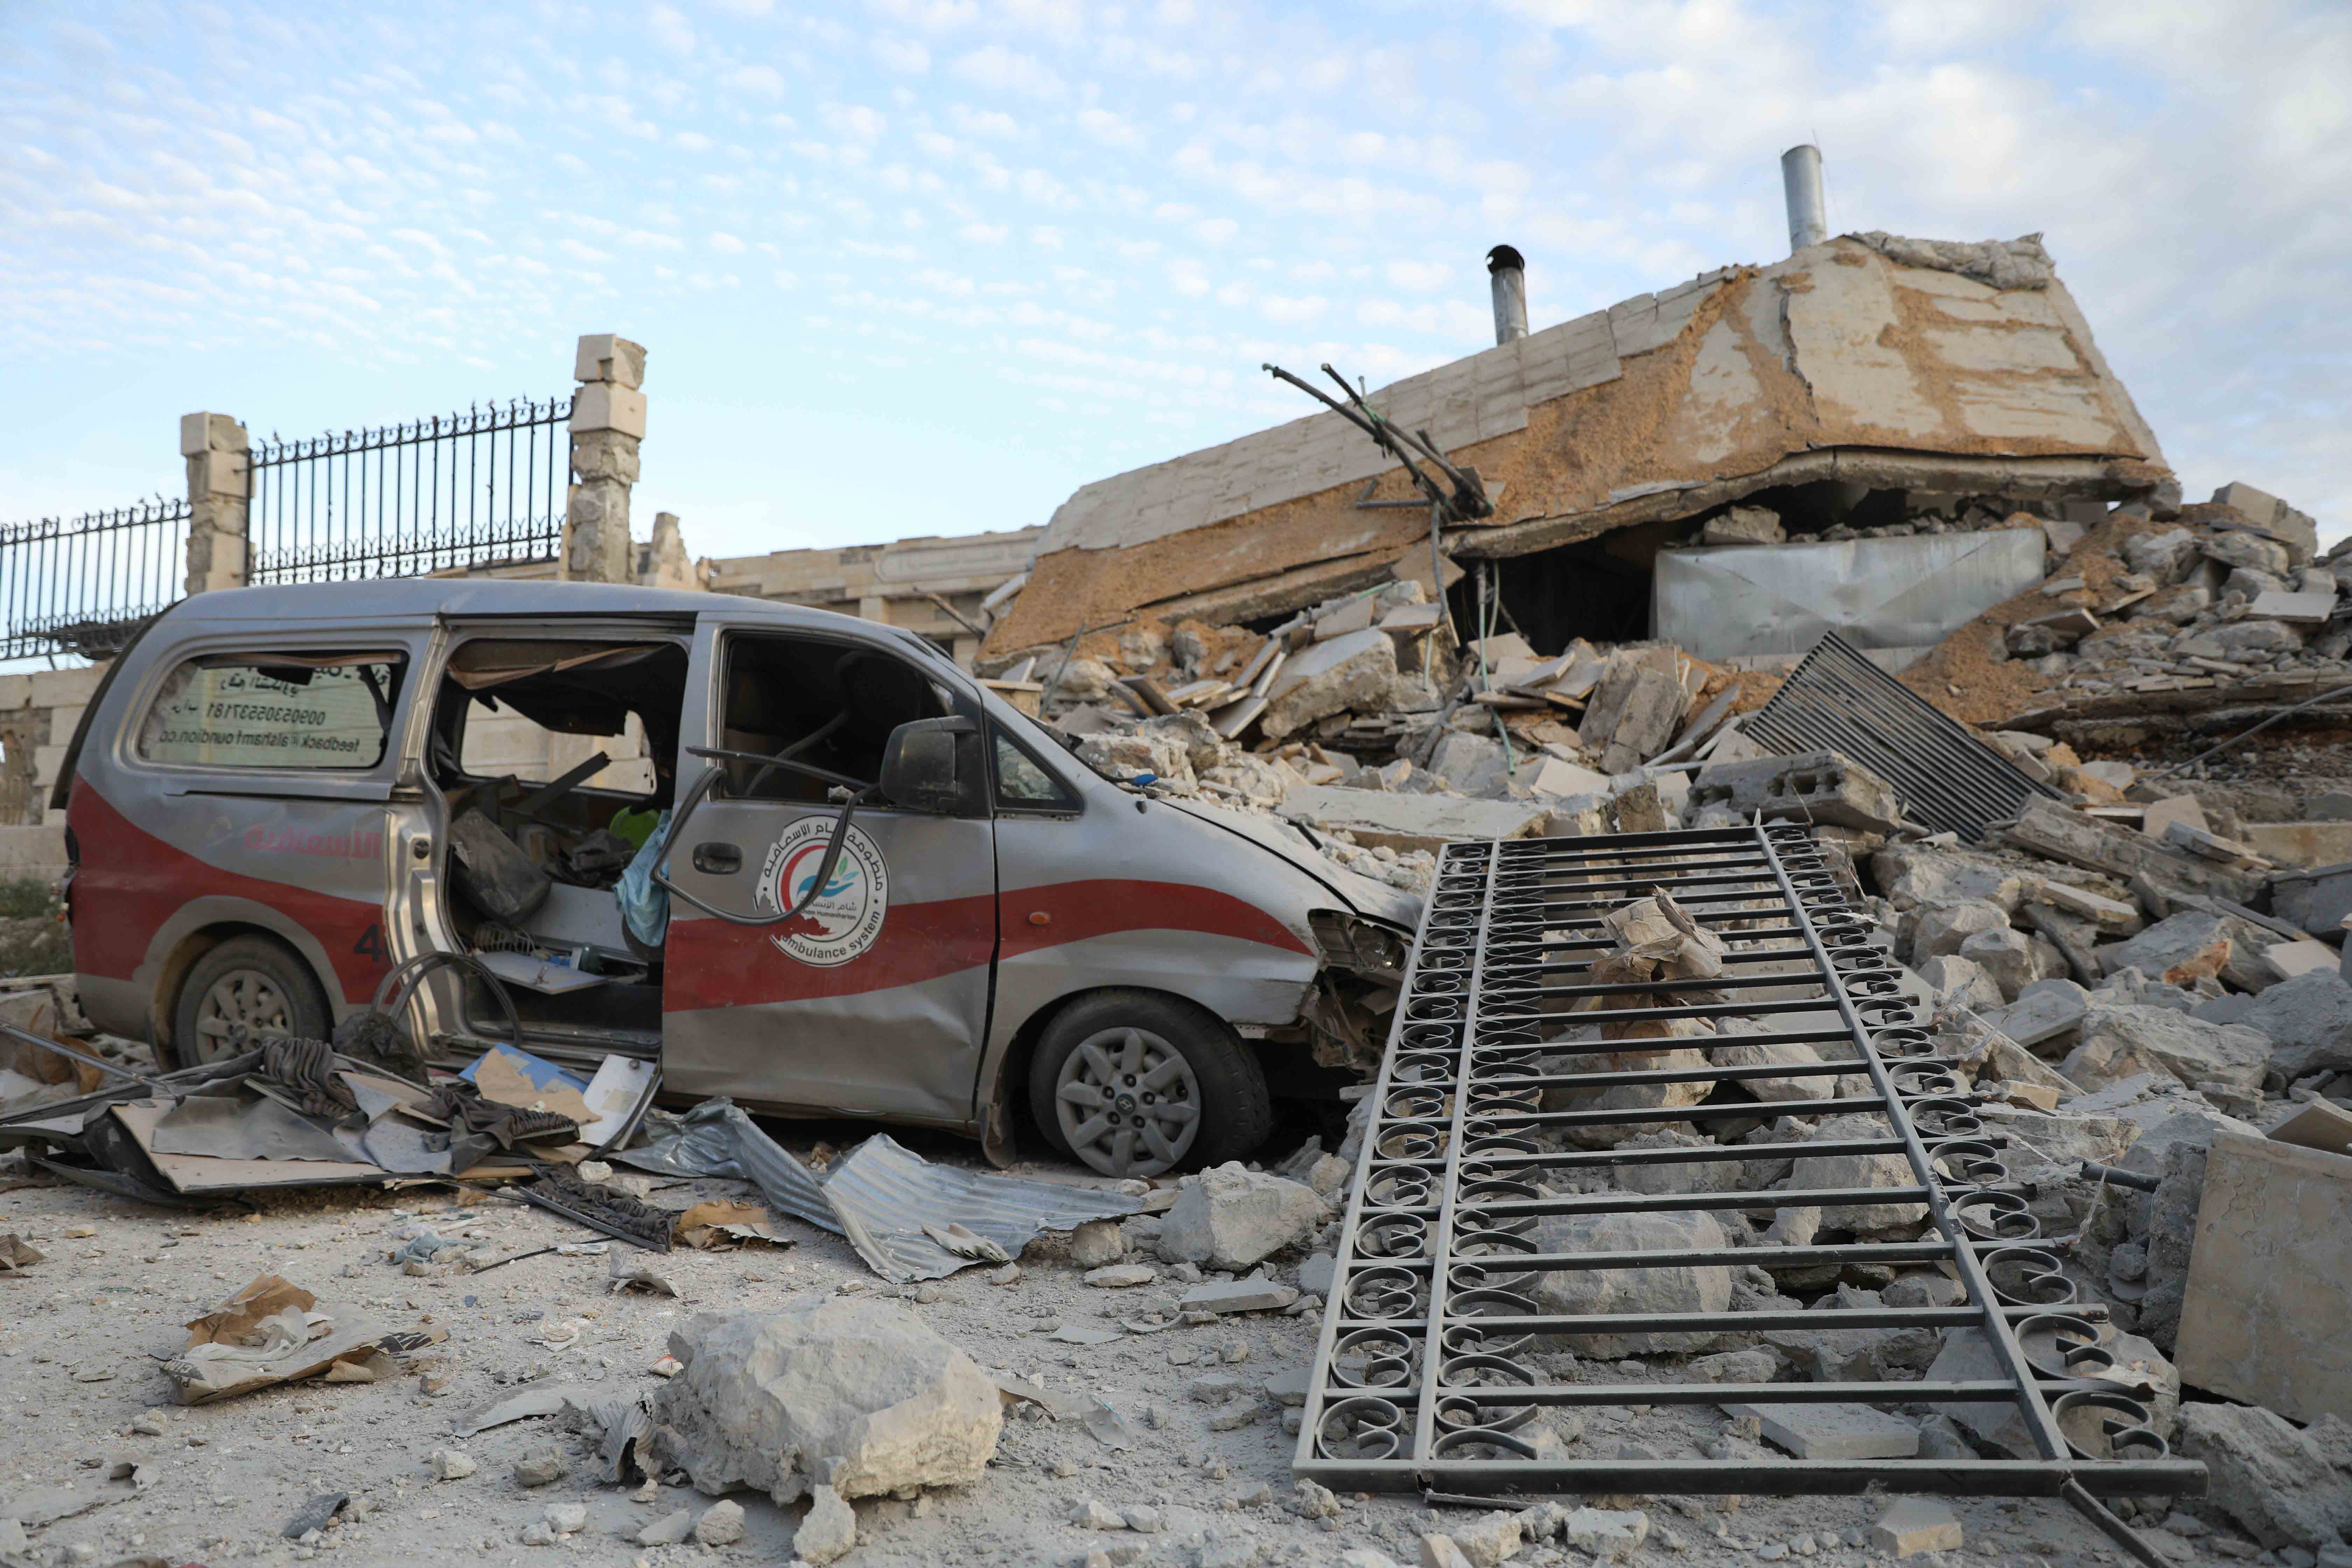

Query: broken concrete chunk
left=1560, top=1507, right=1650, bottom=1561
left=650, top=1298, right=1001, bottom=1506
left=1788, top=1113, right=1927, bottom=1231
left=1724, top=1402, right=1918, bottom=1460
left=1981, top=978, right=2090, bottom=1048
left=1688, top=750, right=1905, bottom=836
left=1959, top=926, right=2037, bottom=1001
left=2175, top=1401, right=2352, bottom=1552
left=1178, top=1277, right=1299, bottom=1315
left=1871, top=1497, right=1962, bottom=1558
left=1279, top=785, right=1550, bottom=857
left=1580, top=649, right=1687, bottom=775
left=1911, top=900, right=2011, bottom=966
left=1069, top=1218, right=1125, bottom=1267
left=2058, top=999, right=2270, bottom=1093
left=1260, top=629, right=1398, bottom=741
left=1155, top=1162, right=1319, bottom=1270
left=794, top=1483, right=858, bottom=1565
left=636, top=1509, right=694, bottom=1547
left=2238, top=970, right=2352, bottom=1079
left=2176, top=1131, right=2352, bottom=1425
left=693, top=1500, right=745, bottom=1546
left=1531, top=1210, right=1731, bottom=1357
left=2098, top=911, right=2234, bottom=986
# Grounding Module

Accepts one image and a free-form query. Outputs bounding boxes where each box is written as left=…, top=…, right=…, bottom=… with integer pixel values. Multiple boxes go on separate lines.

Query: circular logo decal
left=756, top=818, right=890, bottom=967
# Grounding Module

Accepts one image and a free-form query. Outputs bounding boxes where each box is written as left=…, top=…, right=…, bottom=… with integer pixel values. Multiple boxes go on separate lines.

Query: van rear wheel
left=172, top=935, right=331, bottom=1067
left=1028, top=992, right=1272, bottom=1178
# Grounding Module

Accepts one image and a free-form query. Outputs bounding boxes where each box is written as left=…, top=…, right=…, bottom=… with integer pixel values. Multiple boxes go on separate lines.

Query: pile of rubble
left=1906, top=482, right=2352, bottom=727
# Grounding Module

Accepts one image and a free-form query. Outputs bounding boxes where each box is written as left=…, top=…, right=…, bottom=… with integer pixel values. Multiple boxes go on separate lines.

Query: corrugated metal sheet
left=619, top=1098, right=1141, bottom=1282
left=1745, top=631, right=2062, bottom=841
left=1653, top=529, right=2045, bottom=659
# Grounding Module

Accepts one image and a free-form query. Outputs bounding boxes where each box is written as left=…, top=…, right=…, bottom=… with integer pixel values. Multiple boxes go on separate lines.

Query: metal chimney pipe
left=1486, top=245, right=1527, bottom=345
left=1781, top=144, right=1827, bottom=253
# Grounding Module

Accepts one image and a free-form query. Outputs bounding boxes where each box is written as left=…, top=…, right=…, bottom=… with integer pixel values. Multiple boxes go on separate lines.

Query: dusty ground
left=0, top=1113, right=2242, bottom=1568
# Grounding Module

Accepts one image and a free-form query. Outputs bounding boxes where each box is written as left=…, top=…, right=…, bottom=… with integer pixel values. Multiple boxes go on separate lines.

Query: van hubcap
left=192, top=970, right=295, bottom=1062
left=1055, top=1027, right=1200, bottom=1178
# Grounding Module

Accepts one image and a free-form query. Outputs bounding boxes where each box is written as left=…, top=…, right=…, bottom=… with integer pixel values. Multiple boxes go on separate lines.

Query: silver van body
left=57, top=580, right=1416, bottom=1170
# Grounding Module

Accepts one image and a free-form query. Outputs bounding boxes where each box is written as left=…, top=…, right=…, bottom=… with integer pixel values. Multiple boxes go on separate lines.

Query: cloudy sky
left=5, top=0, right=2347, bottom=564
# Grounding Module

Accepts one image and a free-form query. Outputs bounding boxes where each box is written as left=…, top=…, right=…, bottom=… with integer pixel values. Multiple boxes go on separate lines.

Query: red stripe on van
left=664, top=879, right=1308, bottom=1011
left=66, top=785, right=390, bottom=1001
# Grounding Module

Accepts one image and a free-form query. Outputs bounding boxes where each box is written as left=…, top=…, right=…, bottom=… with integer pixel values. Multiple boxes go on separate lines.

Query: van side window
left=136, top=652, right=405, bottom=770
left=993, top=729, right=1077, bottom=811
left=718, top=634, right=952, bottom=802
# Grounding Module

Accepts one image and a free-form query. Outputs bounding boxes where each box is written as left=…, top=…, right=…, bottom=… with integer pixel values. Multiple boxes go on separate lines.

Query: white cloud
left=648, top=4, right=695, bottom=55
left=951, top=44, right=1064, bottom=97
left=727, top=64, right=786, bottom=95
left=709, top=231, right=747, bottom=253
left=874, top=36, right=931, bottom=72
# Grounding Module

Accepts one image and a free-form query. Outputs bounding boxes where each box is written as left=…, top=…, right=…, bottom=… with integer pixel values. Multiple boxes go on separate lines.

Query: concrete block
left=569, top=382, right=647, bottom=439
left=2139, top=794, right=2208, bottom=842
left=2175, top=1130, right=2352, bottom=1424
left=1981, top=978, right=2090, bottom=1047
left=2242, top=822, right=2352, bottom=869
left=2250, top=589, right=2338, bottom=623
left=573, top=333, right=648, bottom=388
left=1516, top=756, right=1611, bottom=799
left=1723, top=1402, right=1918, bottom=1459
left=2269, top=1099, right=2352, bottom=1156
left=2264, top=938, right=2342, bottom=979
left=1871, top=1498, right=1962, bottom=1558
left=1279, top=785, right=1549, bottom=857
left=27, top=667, right=104, bottom=708
left=1688, top=749, right=1904, bottom=836
left=0, top=825, right=66, bottom=877
left=178, top=410, right=247, bottom=456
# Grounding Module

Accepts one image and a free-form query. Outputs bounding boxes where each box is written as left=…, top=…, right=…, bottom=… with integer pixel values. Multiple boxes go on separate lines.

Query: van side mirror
left=880, top=716, right=977, bottom=813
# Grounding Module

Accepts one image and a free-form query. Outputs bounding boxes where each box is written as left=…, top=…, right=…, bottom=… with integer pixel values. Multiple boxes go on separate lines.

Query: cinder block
left=1723, top=1401, right=1919, bottom=1460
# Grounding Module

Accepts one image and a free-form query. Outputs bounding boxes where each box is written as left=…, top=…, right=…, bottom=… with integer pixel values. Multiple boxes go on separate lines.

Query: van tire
left=1027, top=991, right=1272, bottom=1178
left=170, top=935, right=332, bottom=1068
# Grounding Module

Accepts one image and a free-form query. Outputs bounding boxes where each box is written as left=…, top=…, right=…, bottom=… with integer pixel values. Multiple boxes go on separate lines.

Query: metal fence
left=0, top=499, right=191, bottom=662
left=246, top=395, right=573, bottom=584
left=1298, top=822, right=2197, bottom=1561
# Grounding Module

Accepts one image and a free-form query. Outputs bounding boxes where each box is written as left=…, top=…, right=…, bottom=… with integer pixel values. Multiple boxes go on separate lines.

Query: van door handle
left=692, top=842, right=742, bottom=875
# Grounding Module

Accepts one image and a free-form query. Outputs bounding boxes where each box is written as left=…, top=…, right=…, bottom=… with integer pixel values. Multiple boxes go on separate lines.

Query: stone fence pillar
left=180, top=412, right=249, bottom=595
left=565, top=334, right=646, bottom=583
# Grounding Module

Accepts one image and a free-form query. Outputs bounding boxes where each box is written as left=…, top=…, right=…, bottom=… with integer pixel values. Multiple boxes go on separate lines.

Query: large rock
left=1787, top=1113, right=1927, bottom=1232
left=1529, top=1210, right=1731, bottom=1357
left=1579, top=648, right=1686, bottom=775
left=1429, top=731, right=1511, bottom=798
left=1910, top=900, right=2010, bottom=966
left=2201, top=530, right=2295, bottom=579
left=650, top=1300, right=1001, bottom=1506
left=1156, top=1162, right=1319, bottom=1270
left=2238, top=969, right=2352, bottom=1079
left=1959, top=926, right=2037, bottom=1002
left=1982, top=978, right=2091, bottom=1049
left=2098, top=912, right=2233, bottom=987
left=1762, top=1286, right=1939, bottom=1382
left=1870, top=844, right=2027, bottom=913
left=2058, top=1000, right=2269, bottom=1093
left=2123, top=528, right=2199, bottom=583
left=2175, top=1402, right=2352, bottom=1552
left=1078, top=729, right=1195, bottom=789
left=1919, top=954, right=2005, bottom=1014
left=1260, top=629, right=1397, bottom=741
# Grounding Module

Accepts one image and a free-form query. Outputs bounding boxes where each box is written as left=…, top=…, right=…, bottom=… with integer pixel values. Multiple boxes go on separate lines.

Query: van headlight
left=1308, top=910, right=1411, bottom=981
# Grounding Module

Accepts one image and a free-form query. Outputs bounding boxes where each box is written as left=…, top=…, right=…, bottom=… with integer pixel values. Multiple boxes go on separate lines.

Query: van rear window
left=137, top=653, right=405, bottom=770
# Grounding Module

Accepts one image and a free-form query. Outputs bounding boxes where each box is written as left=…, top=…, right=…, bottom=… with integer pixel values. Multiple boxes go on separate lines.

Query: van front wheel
left=1028, top=992, right=1272, bottom=1178
left=172, top=935, right=332, bottom=1067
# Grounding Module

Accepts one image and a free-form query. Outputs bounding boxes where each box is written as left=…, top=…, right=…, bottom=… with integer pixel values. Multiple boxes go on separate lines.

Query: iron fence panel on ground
left=1296, top=822, right=2200, bottom=1563
left=247, top=395, right=572, bottom=584
left=0, top=499, right=191, bottom=662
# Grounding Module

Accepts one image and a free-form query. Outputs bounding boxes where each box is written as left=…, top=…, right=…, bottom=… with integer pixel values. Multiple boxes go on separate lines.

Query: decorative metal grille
left=1297, top=823, right=2199, bottom=1561
left=0, top=499, right=191, bottom=662
left=246, top=396, right=572, bottom=584
left=1745, top=631, right=2060, bottom=841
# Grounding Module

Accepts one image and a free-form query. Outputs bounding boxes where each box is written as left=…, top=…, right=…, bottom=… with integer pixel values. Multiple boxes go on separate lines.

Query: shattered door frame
left=1295, top=823, right=2200, bottom=1545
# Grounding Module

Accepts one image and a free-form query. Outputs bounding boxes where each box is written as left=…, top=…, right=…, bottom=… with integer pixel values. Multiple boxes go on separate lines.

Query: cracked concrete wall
left=988, top=234, right=2170, bottom=655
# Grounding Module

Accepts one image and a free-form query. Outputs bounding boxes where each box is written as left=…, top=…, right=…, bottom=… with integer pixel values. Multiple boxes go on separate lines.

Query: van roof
left=155, top=578, right=919, bottom=647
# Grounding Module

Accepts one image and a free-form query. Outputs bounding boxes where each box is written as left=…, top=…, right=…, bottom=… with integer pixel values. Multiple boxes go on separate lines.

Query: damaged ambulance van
left=54, top=580, right=1419, bottom=1176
